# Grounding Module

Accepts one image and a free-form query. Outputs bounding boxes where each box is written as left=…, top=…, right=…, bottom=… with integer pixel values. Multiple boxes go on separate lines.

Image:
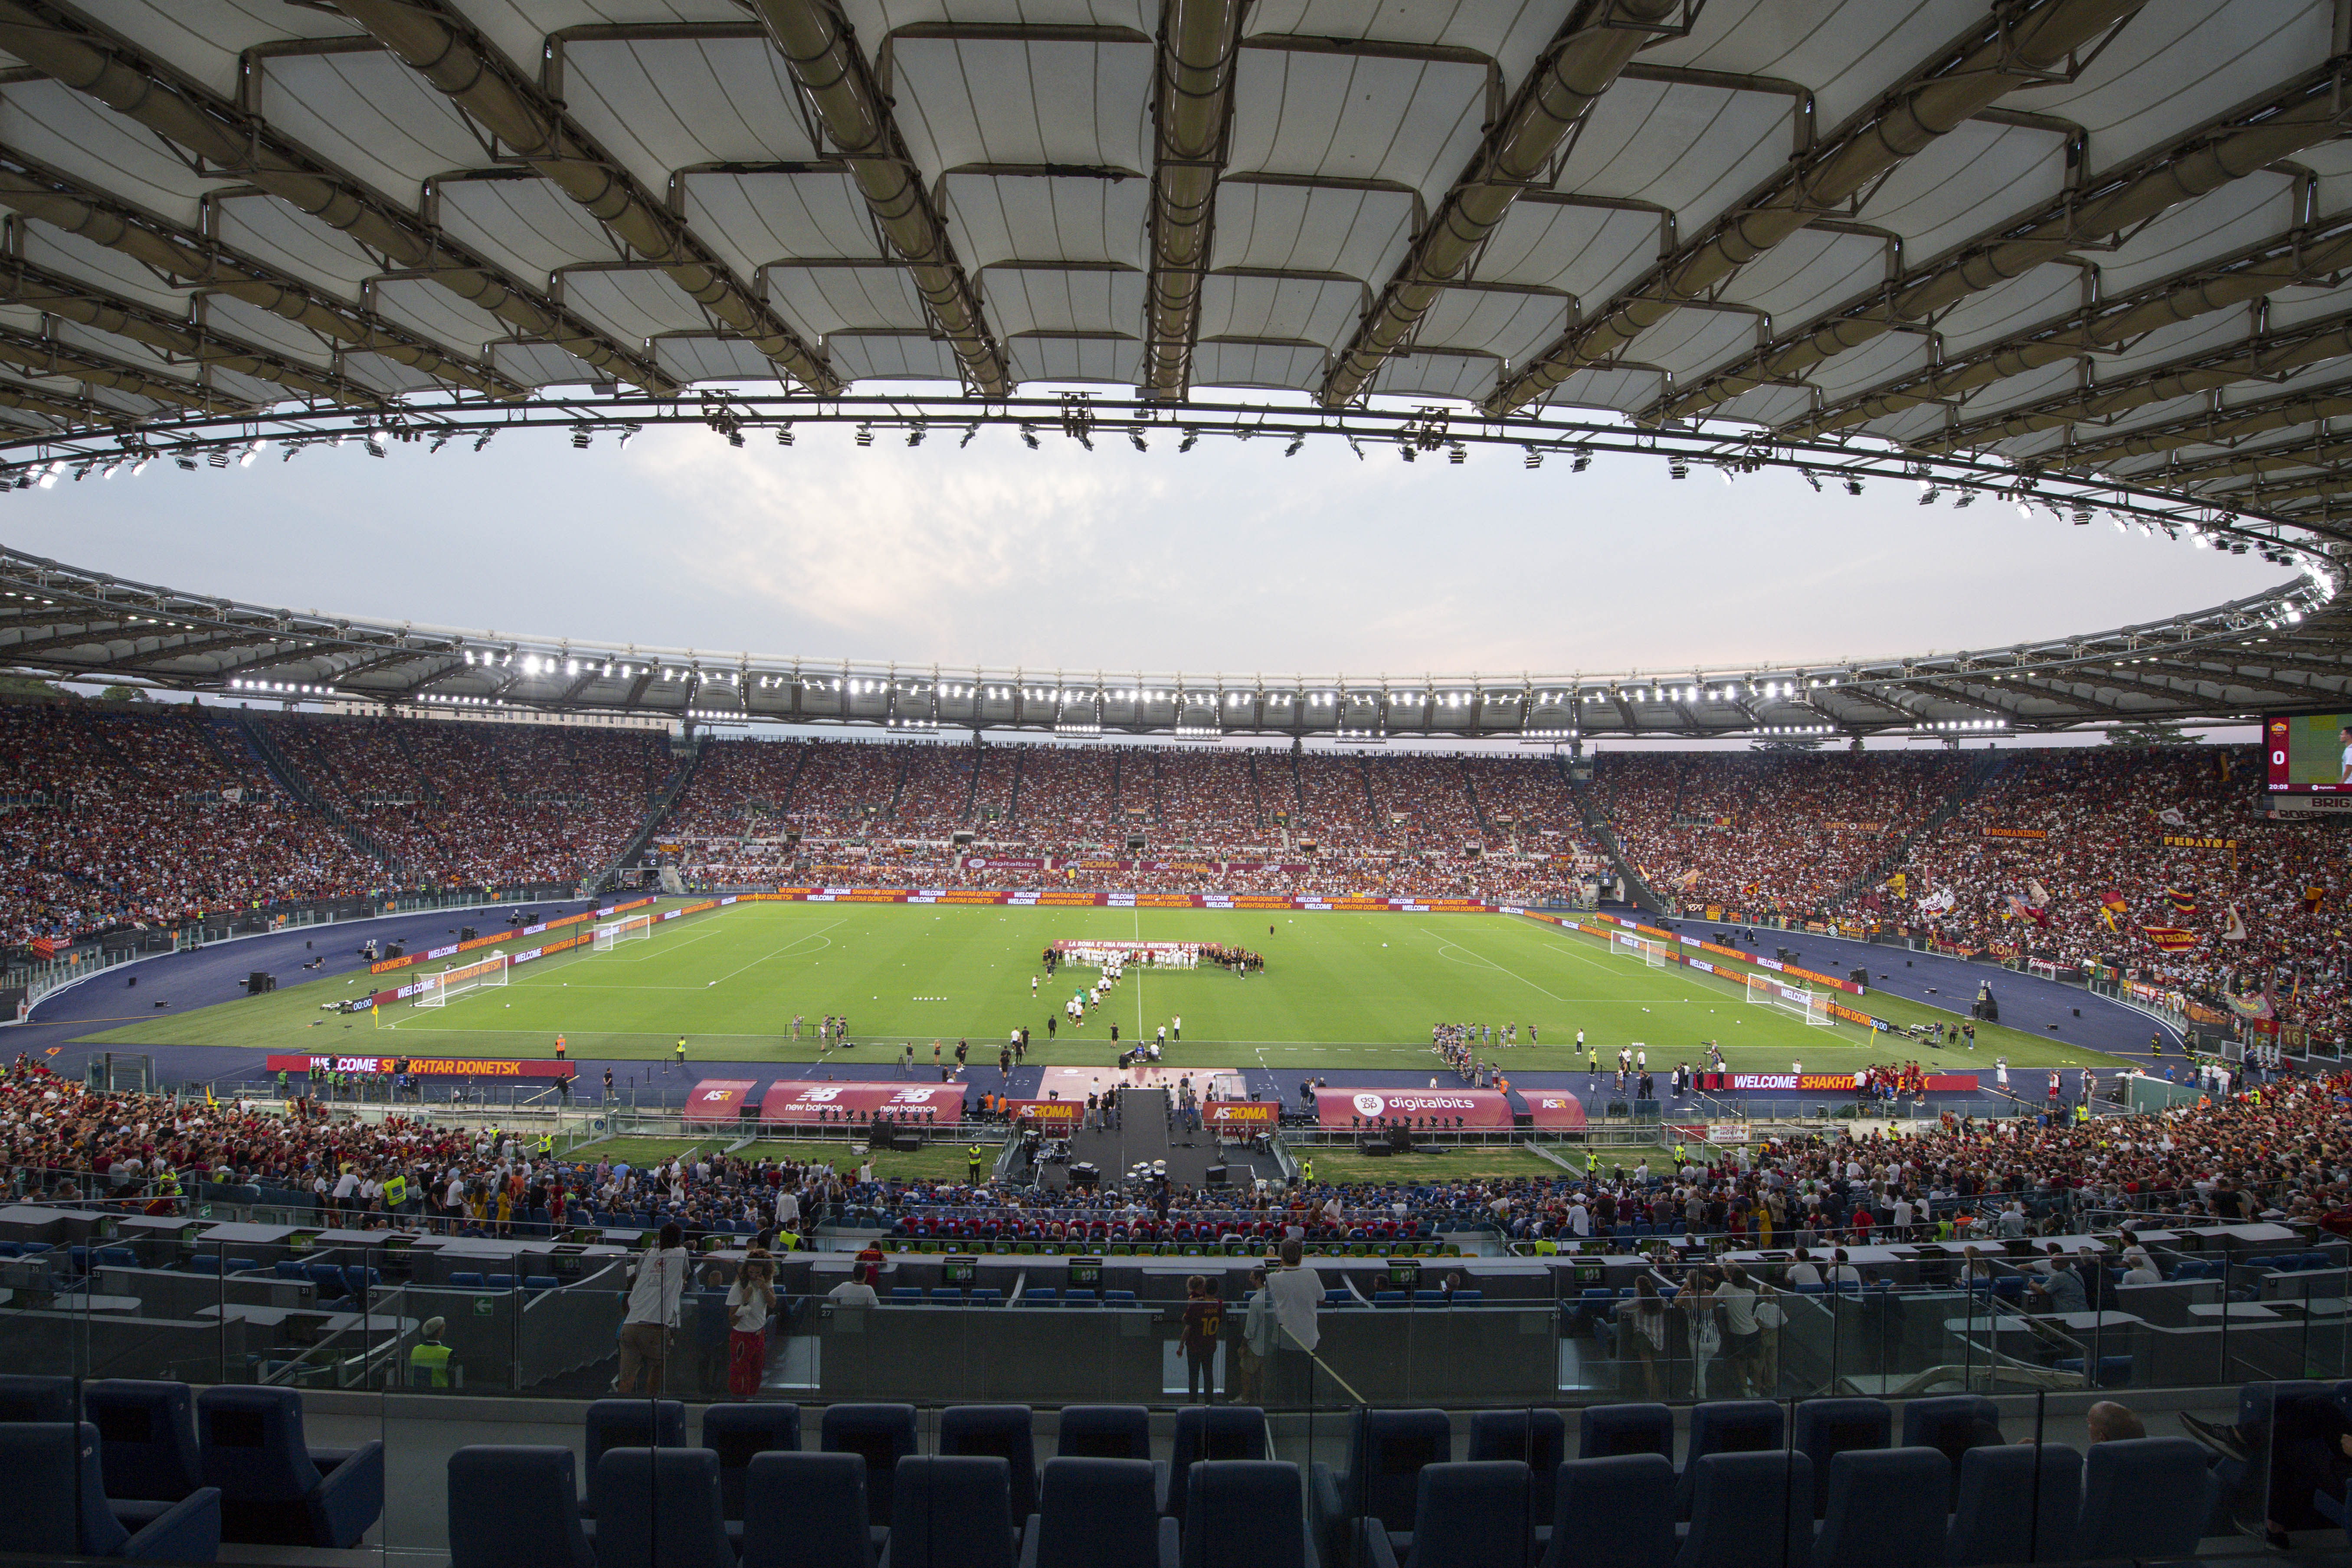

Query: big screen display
left=2267, top=714, right=2352, bottom=792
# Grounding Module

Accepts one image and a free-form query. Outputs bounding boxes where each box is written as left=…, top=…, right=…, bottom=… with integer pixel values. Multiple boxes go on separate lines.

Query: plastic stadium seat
left=96, top=1246, right=137, bottom=1268
left=447, top=1447, right=593, bottom=1568
left=1675, top=1402, right=1785, bottom=1520
left=1792, top=1398, right=1890, bottom=1517
left=1900, top=1395, right=2000, bottom=1507
left=1450, top=1291, right=1482, bottom=1305
left=0, top=1421, right=220, bottom=1563
left=1310, top=1408, right=1449, bottom=1565
left=1540, top=1454, right=1675, bottom=1568
left=305, top=1263, right=346, bottom=1299
left=195, top=1385, right=383, bottom=1548
left=1022, top=1289, right=1058, bottom=1307
left=1580, top=1404, right=1673, bottom=1461
left=1947, top=1443, right=2081, bottom=1567
left=85, top=1380, right=204, bottom=1506
left=1182, top=1461, right=1312, bottom=1568
left=2072, top=1437, right=2215, bottom=1561
left=1025, top=1456, right=1177, bottom=1568
left=1813, top=1448, right=1949, bottom=1568
left=1467, top=1409, right=1563, bottom=1476
left=889, top=1455, right=1020, bottom=1568
left=447, top=1272, right=485, bottom=1290
left=584, top=1399, right=687, bottom=1477
left=1167, top=1407, right=1265, bottom=1522
left=525, top=1275, right=560, bottom=1295
left=591, top=1447, right=732, bottom=1568
left=700, top=1403, right=801, bottom=1521
left=1412, top=1290, right=1446, bottom=1306
left=743, top=1452, right=874, bottom=1568
left=1064, top=1290, right=1098, bottom=1308
left=1104, top=1290, right=1137, bottom=1306
left=971, top=1287, right=1003, bottom=1306
left=1359, top=1460, right=1532, bottom=1568
left=930, top=1287, right=965, bottom=1303
left=822, top=1404, right=918, bottom=1528
left=939, top=1406, right=1039, bottom=1515
left=0, top=1373, right=76, bottom=1423
left=1677, top=1451, right=1813, bottom=1568
left=892, top=1288, right=925, bottom=1304
left=272, top=1261, right=308, bottom=1282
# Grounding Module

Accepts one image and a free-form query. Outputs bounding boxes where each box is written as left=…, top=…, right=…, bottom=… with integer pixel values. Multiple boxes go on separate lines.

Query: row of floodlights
left=227, top=678, right=330, bottom=696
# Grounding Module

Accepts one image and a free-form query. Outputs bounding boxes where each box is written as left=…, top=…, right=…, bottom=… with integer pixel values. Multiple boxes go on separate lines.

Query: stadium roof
left=0, top=0, right=2346, bottom=738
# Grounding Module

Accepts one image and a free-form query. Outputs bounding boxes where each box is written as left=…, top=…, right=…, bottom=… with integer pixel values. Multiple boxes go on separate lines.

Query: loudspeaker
left=1360, top=1142, right=1391, bottom=1157
left=460, top=926, right=478, bottom=942
left=1204, top=1164, right=1228, bottom=1185
left=246, top=971, right=274, bottom=993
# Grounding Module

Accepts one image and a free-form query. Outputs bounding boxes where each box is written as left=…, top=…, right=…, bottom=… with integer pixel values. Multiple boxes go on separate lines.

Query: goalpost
left=593, top=913, right=655, bottom=952
left=1615, top=933, right=1669, bottom=969
left=1745, top=972, right=1833, bottom=1027
left=414, top=951, right=509, bottom=1008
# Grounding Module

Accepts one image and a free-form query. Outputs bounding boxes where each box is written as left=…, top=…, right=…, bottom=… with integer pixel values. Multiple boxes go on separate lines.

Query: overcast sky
left=4, top=403, right=2280, bottom=681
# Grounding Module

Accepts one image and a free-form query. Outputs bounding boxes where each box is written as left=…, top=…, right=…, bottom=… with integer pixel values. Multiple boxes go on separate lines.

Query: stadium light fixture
left=240, top=441, right=264, bottom=466
left=1285, top=436, right=1304, bottom=457
left=1020, top=425, right=1040, bottom=450
left=1844, top=478, right=1863, bottom=496
left=473, top=431, right=495, bottom=453
left=1130, top=429, right=1148, bottom=453
left=855, top=423, right=874, bottom=447
left=1798, top=468, right=1821, bottom=491
left=572, top=426, right=592, bottom=449
left=1179, top=429, right=1198, bottom=452
left=1522, top=445, right=1543, bottom=469
left=960, top=422, right=978, bottom=447
left=619, top=423, right=641, bottom=448
left=1572, top=448, right=1591, bottom=472
left=907, top=422, right=927, bottom=447
left=1345, top=436, right=1364, bottom=461
left=1667, top=459, right=1688, bottom=480
left=1449, top=443, right=1466, bottom=465
left=776, top=424, right=795, bottom=446
left=1918, top=486, right=1939, bottom=505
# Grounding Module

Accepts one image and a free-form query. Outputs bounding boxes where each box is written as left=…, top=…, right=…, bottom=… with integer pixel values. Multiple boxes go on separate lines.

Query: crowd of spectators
left=0, top=702, right=382, bottom=948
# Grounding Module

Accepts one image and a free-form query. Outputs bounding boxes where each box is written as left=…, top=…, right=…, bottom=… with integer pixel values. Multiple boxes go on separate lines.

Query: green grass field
left=77, top=902, right=2126, bottom=1075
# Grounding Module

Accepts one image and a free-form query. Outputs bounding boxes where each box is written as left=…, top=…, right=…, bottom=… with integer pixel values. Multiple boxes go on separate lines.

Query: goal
left=1615, top=933, right=1668, bottom=968
left=1745, top=972, right=1832, bottom=1027
left=415, top=951, right=508, bottom=1008
left=593, top=913, right=655, bottom=952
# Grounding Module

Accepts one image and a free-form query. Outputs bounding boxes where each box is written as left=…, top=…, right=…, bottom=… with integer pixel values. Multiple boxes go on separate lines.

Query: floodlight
left=960, top=422, right=979, bottom=447
left=1285, top=436, right=1304, bottom=456
left=907, top=422, right=926, bottom=446
left=1571, top=450, right=1591, bottom=472
left=1843, top=478, right=1862, bottom=495
left=572, top=426, right=592, bottom=449
left=776, top=424, right=795, bottom=446
left=1523, top=445, right=1542, bottom=468
left=1020, top=426, right=1040, bottom=450
left=854, top=423, right=874, bottom=447
left=1179, top=429, right=1198, bottom=452
left=1130, top=429, right=1147, bottom=452
left=1668, top=459, right=1687, bottom=480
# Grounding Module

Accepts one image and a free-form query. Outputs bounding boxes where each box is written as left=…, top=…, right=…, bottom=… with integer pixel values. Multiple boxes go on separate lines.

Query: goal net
left=1613, top=932, right=1668, bottom=968
left=415, top=951, right=508, bottom=1008
left=1745, top=972, right=1832, bottom=1027
left=593, top=913, right=655, bottom=952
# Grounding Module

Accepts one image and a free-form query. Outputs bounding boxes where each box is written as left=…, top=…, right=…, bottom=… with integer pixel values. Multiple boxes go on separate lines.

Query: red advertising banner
left=1004, top=1099, right=1083, bottom=1125
left=368, top=897, right=655, bottom=974
left=1521, top=1091, right=1589, bottom=1130
left=755, top=1080, right=967, bottom=1123
left=1315, top=1087, right=1513, bottom=1128
left=262, top=1054, right=575, bottom=1078
left=1202, top=1101, right=1281, bottom=1128
left=685, top=1080, right=760, bottom=1123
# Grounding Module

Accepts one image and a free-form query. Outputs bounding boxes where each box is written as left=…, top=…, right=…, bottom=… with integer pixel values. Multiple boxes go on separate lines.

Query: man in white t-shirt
left=618, top=1222, right=689, bottom=1394
left=827, top=1264, right=881, bottom=1306
left=1265, top=1238, right=1323, bottom=1403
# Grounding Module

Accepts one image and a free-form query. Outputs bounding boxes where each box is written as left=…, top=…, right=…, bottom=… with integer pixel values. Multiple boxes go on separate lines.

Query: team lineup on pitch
left=77, top=899, right=2130, bottom=1077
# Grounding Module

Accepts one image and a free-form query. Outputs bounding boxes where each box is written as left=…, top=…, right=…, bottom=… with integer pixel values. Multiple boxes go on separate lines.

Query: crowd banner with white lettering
left=1521, top=1092, right=1589, bottom=1130
left=685, top=1080, right=760, bottom=1123
left=1314, top=1087, right=1513, bottom=1128
left=1202, top=1101, right=1282, bottom=1128
left=262, top=1053, right=575, bottom=1078
left=755, top=1081, right=968, bottom=1123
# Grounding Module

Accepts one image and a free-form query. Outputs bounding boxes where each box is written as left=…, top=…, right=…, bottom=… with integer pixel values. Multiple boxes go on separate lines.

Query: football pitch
left=77, top=903, right=2128, bottom=1075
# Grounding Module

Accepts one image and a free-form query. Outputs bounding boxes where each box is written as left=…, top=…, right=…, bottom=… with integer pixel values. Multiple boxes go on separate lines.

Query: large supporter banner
left=1202, top=1101, right=1281, bottom=1128
left=685, top=1080, right=760, bottom=1123
left=1316, top=1087, right=1513, bottom=1129
left=756, top=1080, right=967, bottom=1123
left=1520, top=1091, right=1589, bottom=1130
left=262, top=1053, right=574, bottom=1078
left=1004, top=1099, right=1083, bottom=1126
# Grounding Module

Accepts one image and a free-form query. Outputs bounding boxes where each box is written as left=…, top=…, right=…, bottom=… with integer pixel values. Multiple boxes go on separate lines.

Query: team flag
left=2222, top=904, right=2249, bottom=942
left=2099, top=907, right=2118, bottom=933
left=2217, top=752, right=2234, bottom=783
left=2101, top=890, right=2127, bottom=913
left=2307, top=887, right=2327, bottom=913
left=2142, top=925, right=2199, bottom=952
left=2165, top=887, right=2197, bottom=916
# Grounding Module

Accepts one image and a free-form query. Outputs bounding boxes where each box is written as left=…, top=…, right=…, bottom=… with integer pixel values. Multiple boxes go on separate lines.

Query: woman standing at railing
left=725, top=1244, right=776, bottom=1399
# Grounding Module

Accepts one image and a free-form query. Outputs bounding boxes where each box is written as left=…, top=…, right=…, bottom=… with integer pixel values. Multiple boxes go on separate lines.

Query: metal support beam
left=334, top=0, right=837, bottom=395
left=0, top=1, right=669, bottom=393
left=753, top=0, right=1008, bottom=395
left=1319, top=0, right=1679, bottom=406
left=1487, top=0, right=2146, bottom=416
left=1140, top=0, right=1245, bottom=398
left=1680, top=71, right=2347, bottom=424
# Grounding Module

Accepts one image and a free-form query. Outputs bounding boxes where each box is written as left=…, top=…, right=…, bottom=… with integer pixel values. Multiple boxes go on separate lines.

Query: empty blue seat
left=1948, top=1442, right=2080, bottom=1566
left=1168, top=1406, right=1265, bottom=1522
left=892, top=1288, right=926, bottom=1303
left=583, top=1399, right=687, bottom=1487
left=227, top=1259, right=261, bottom=1275
left=1678, top=1450, right=1813, bottom=1568
left=1792, top=1398, right=1890, bottom=1517
left=1360, top=1460, right=1531, bottom=1568
left=1540, top=1454, right=1675, bottom=1568
left=1310, top=1408, right=1449, bottom=1565
left=1814, top=1447, right=1949, bottom=1568
left=889, top=1455, right=1019, bottom=1568
left=1373, top=1290, right=1407, bottom=1307
left=1581, top=1403, right=1673, bottom=1461
left=483, top=1273, right=514, bottom=1291
left=2073, top=1437, right=2214, bottom=1560
left=0, top=1421, right=220, bottom=1562
left=701, top=1402, right=801, bottom=1521
left=1182, top=1460, right=1311, bottom=1568
left=305, top=1263, right=345, bottom=1298
left=742, top=1451, right=873, bottom=1568
left=272, top=1261, right=308, bottom=1281
left=525, top=1276, right=560, bottom=1295
left=195, top=1385, right=383, bottom=1548
left=1064, top=1290, right=1097, bottom=1307
left=1058, top=1407, right=1153, bottom=1463
left=821, top=1404, right=918, bottom=1528
left=448, top=1271, right=485, bottom=1288
left=930, top=1288, right=965, bottom=1303
left=85, top=1380, right=203, bottom=1505
left=2051, top=1355, right=2133, bottom=1388
left=189, top=1255, right=223, bottom=1276
left=0, top=1373, right=76, bottom=1422
left=1028, top=1455, right=1176, bottom=1568
left=1676, top=1401, right=1785, bottom=1520
left=447, top=1446, right=593, bottom=1568
left=97, top=1246, right=137, bottom=1268
left=591, top=1447, right=731, bottom=1568
left=1022, top=1289, right=1058, bottom=1307
left=1467, top=1409, right=1564, bottom=1477
left=939, top=1406, right=1039, bottom=1514
left=1450, top=1290, right=1481, bottom=1305
left=1901, top=1395, right=2000, bottom=1507
left=1412, top=1290, right=1446, bottom=1306
left=1104, top=1290, right=1137, bottom=1306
